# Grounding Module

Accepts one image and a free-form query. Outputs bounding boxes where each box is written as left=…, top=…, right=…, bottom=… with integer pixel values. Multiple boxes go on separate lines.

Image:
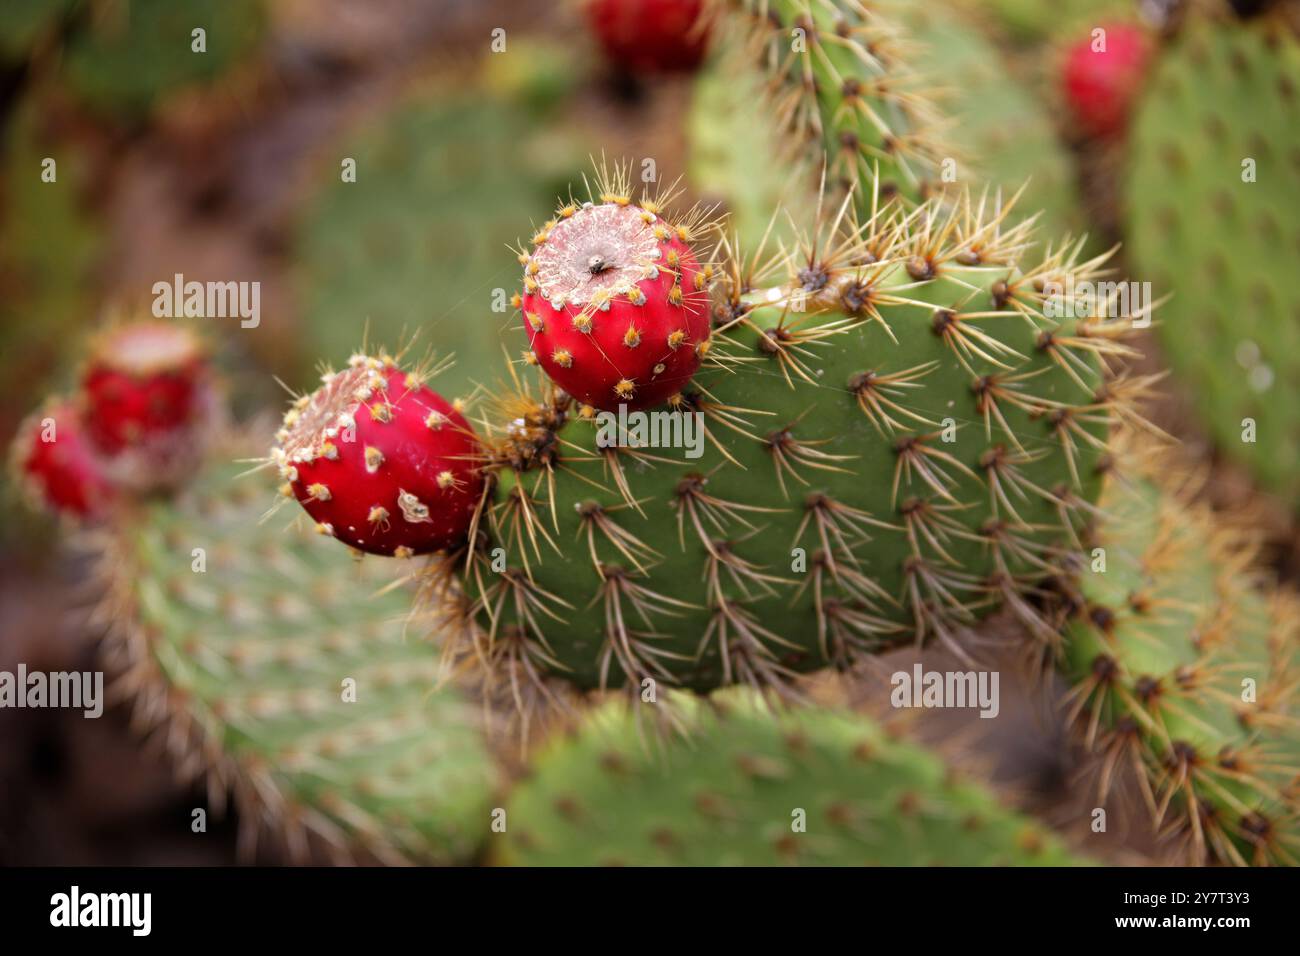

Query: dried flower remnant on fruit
left=519, top=168, right=714, bottom=411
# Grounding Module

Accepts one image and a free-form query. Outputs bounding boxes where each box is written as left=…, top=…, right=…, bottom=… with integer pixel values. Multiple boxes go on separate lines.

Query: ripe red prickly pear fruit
left=10, top=398, right=115, bottom=521
left=1061, top=23, right=1153, bottom=140
left=586, top=0, right=711, bottom=75
left=272, top=354, right=484, bottom=557
left=79, top=321, right=217, bottom=489
left=520, top=198, right=711, bottom=411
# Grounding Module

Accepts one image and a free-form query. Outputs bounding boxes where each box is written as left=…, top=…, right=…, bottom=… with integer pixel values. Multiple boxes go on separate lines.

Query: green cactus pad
left=695, top=0, right=1079, bottom=250
left=687, top=40, right=799, bottom=250
left=1061, top=460, right=1300, bottom=865
left=447, top=181, right=1134, bottom=707
left=498, top=692, right=1086, bottom=865
left=721, top=0, right=945, bottom=213
left=98, top=450, right=497, bottom=863
left=59, top=0, right=266, bottom=119
left=1126, top=21, right=1300, bottom=506
left=294, top=85, right=590, bottom=400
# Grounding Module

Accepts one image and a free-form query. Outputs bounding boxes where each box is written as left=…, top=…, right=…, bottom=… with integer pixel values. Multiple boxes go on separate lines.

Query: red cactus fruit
left=1061, top=23, right=1153, bottom=140
left=10, top=398, right=115, bottom=520
left=520, top=196, right=712, bottom=412
left=272, top=354, right=484, bottom=557
left=586, top=0, right=711, bottom=75
left=80, top=321, right=216, bottom=488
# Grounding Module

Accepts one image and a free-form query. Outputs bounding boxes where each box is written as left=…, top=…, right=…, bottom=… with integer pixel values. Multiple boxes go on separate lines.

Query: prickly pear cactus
left=721, top=0, right=944, bottom=211
left=98, top=450, right=497, bottom=863
left=695, top=0, right=1078, bottom=248
left=1060, top=458, right=1300, bottom=865
left=445, top=172, right=1138, bottom=711
left=294, top=85, right=589, bottom=399
left=499, top=692, right=1086, bottom=865
left=58, top=0, right=266, bottom=119
left=1126, top=20, right=1300, bottom=506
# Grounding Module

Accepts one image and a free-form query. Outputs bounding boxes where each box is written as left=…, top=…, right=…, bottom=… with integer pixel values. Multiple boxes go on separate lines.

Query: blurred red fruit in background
left=586, top=0, right=711, bottom=74
left=1062, top=23, right=1153, bottom=139
left=11, top=398, right=116, bottom=521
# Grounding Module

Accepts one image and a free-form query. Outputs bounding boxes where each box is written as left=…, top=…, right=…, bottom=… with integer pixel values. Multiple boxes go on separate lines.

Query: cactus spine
left=884, top=0, right=1082, bottom=242
left=691, top=0, right=1079, bottom=274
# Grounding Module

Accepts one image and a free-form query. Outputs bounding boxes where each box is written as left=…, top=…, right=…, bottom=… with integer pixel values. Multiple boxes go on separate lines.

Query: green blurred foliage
left=981, top=0, right=1135, bottom=46
left=0, top=97, right=102, bottom=556
left=60, top=0, right=265, bottom=119
left=0, top=0, right=80, bottom=63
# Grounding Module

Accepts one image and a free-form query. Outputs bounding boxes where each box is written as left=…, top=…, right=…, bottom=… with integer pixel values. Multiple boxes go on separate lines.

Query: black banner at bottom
left=0, top=865, right=1283, bottom=942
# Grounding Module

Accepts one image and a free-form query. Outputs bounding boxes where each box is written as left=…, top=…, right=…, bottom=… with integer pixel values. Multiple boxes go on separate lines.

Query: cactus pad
left=498, top=692, right=1085, bottom=865
left=98, top=450, right=496, bottom=863
left=694, top=0, right=1078, bottom=249
left=1126, top=21, right=1300, bottom=505
left=722, top=0, right=945, bottom=211
left=886, top=1, right=1082, bottom=243
left=1061, top=457, right=1300, bottom=865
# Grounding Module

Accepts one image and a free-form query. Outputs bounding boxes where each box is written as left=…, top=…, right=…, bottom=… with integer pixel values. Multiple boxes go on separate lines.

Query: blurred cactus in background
left=501, top=692, right=1085, bottom=866
left=293, top=84, right=590, bottom=398
left=60, top=0, right=266, bottom=121
left=98, top=450, right=497, bottom=863
left=1126, top=16, right=1300, bottom=509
